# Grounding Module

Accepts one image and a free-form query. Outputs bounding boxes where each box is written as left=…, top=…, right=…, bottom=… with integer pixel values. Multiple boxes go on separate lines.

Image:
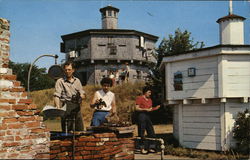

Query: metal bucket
left=42, top=105, right=65, bottom=118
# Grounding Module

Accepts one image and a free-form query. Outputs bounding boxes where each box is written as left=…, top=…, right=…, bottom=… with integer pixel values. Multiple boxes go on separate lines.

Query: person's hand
left=151, top=105, right=160, bottom=111
left=155, top=105, right=161, bottom=110
left=145, top=108, right=152, bottom=112
left=81, top=93, right=86, bottom=100
left=95, top=99, right=99, bottom=103
left=110, top=109, right=116, bottom=115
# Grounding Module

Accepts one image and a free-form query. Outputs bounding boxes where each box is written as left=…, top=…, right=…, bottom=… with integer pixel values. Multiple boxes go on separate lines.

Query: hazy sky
left=1, top=0, right=249, bottom=69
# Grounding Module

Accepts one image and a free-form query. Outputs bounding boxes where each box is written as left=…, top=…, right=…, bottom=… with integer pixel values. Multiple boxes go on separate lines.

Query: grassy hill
left=30, top=82, right=145, bottom=126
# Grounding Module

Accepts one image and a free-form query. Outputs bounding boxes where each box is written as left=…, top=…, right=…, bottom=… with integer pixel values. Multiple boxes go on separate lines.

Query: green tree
left=233, top=109, right=250, bottom=154
left=9, top=61, right=55, bottom=91
left=149, top=28, right=204, bottom=86
left=157, top=28, right=204, bottom=67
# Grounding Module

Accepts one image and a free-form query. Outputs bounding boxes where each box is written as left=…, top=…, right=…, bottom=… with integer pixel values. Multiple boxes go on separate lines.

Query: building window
left=108, top=10, right=112, bottom=16
left=139, top=36, right=145, bottom=48
left=98, top=44, right=106, bottom=47
left=173, top=71, right=183, bottom=91
left=119, top=44, right=126, bottom=47
left=114, top=11, right=117, bottom=17
left=108, top=36, right=114, bottom=45
left=102, top=12, right=106, bottom=18
left=187, top=67, right=196, bottom=77
left=109, top=45, right=117, bottom=55
left=136, top=70, right=142, bottom=79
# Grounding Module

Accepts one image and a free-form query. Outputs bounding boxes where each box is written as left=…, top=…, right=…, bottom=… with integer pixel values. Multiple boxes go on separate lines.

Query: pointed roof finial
left=229, top=0, right=233, bottom=15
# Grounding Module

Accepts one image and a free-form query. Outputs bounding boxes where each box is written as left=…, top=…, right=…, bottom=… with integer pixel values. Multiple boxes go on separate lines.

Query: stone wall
left=50, top=132, right=134, bottom=160
left=0, top=18, right=10, bottom=68
left=0, top=18, right=50, bottom=159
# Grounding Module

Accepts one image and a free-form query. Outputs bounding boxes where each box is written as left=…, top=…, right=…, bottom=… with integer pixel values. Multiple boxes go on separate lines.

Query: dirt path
left=135, top=153, right=192, bottom=160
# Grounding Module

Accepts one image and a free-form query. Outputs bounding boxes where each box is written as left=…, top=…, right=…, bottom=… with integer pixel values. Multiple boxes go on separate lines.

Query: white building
left=160, top=10, right=250, bottom=150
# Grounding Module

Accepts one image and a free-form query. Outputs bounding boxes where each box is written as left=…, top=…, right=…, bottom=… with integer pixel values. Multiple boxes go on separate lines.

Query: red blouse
left=135, top=96, right=152, bottom=109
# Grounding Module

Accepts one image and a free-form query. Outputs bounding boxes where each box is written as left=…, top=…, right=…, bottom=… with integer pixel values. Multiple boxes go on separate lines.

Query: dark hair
left=100, top=77, right=113, bottom=86
left=63, top=61, right=75, bottom=69
left=142, top=86, right=151, bottom=94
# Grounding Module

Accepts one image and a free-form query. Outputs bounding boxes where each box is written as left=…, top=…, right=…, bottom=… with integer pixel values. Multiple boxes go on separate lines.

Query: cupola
left=216, top=0, right=246, bottom=45
left=99, top=5, right=119, bottom=29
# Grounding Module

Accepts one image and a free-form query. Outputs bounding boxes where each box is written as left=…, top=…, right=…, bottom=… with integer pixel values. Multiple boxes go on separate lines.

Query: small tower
left=100, top=5, right=119, bottom=29
left=216, top=0, right=246, bottom=45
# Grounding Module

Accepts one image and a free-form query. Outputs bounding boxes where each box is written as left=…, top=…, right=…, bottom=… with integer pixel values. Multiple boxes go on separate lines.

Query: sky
left=0, top=0, right=249, bottom=70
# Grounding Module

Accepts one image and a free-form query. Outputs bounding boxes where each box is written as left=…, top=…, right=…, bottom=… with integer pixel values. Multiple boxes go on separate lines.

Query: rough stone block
left=0, top=68, right=8, bottom=74
left=0, top=80, right=13, bottom=88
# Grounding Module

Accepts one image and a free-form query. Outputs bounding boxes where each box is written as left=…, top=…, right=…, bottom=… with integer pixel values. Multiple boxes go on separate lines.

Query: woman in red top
left=135, top=86, right=160, bottom=154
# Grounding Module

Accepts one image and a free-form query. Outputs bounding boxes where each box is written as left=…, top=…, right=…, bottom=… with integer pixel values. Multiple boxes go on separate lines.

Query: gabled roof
left=216, top=14, right=246, bottom=23
left=61, top=29, right=158, bottom=41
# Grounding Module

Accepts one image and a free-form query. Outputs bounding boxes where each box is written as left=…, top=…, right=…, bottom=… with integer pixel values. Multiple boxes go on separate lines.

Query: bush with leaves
left=232, top=109, right=250, bottom=154
left=9, top=61, right=55, bottom=91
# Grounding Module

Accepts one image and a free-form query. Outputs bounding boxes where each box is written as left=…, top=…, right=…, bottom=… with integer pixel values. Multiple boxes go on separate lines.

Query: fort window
left=136, top=70, right=142, bottom=79
left=98, top=44, right=106, bottom=46
left=109, top=45, right=117, bottom=55
left=108, top=10, right=112, bottom=16
left=119, top=44, right=126, bottom=47
left=102, top=12, right=106, bottom=18
left=108, top=36, right=114, bottom=46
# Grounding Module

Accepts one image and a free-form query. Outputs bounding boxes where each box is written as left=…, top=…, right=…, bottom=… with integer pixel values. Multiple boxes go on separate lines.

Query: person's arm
left=54, top=80, right=62, bottom=109
left=54, top=96, right=61, bottom=109
left=151, top=105, right=160, bottom=111
left=135, top=104, right=152, bottom=112
left=76, top=79, right=86, bottom=100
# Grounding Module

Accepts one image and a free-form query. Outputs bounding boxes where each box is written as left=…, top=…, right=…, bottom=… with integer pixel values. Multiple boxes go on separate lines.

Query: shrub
left=232, top=109, right=250, bottom=154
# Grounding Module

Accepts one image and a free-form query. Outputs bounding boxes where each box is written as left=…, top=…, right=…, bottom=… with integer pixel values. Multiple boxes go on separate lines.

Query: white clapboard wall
left=173, top=101, right=250, bottom=151
left=223, top=55, right=250, bottom=97
left=166, top=56, right=219, bottom=100
left=174, top=103, right=222, bottom=150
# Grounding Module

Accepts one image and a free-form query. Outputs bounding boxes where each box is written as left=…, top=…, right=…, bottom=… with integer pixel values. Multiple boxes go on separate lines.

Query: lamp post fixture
left=27, top=54, right=58, bottom=95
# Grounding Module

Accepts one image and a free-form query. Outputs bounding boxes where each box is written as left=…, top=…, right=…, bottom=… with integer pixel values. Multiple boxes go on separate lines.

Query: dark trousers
left=61, top=101, right=84, bottom=132
left=137, top=112, right=156, bottom=149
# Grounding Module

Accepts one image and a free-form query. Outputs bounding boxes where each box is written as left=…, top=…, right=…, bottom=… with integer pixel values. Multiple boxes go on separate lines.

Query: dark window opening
left=108, top=36, right=114, bottom=45
left=102, top=12, right=106, bottom=18
left=136, top=70, right=142, bottom=79
left=109, top=45, right=117, bottom=55
left=108, top=10, right=112, bottom=16
left=174, top=71, right=183, bottom=91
